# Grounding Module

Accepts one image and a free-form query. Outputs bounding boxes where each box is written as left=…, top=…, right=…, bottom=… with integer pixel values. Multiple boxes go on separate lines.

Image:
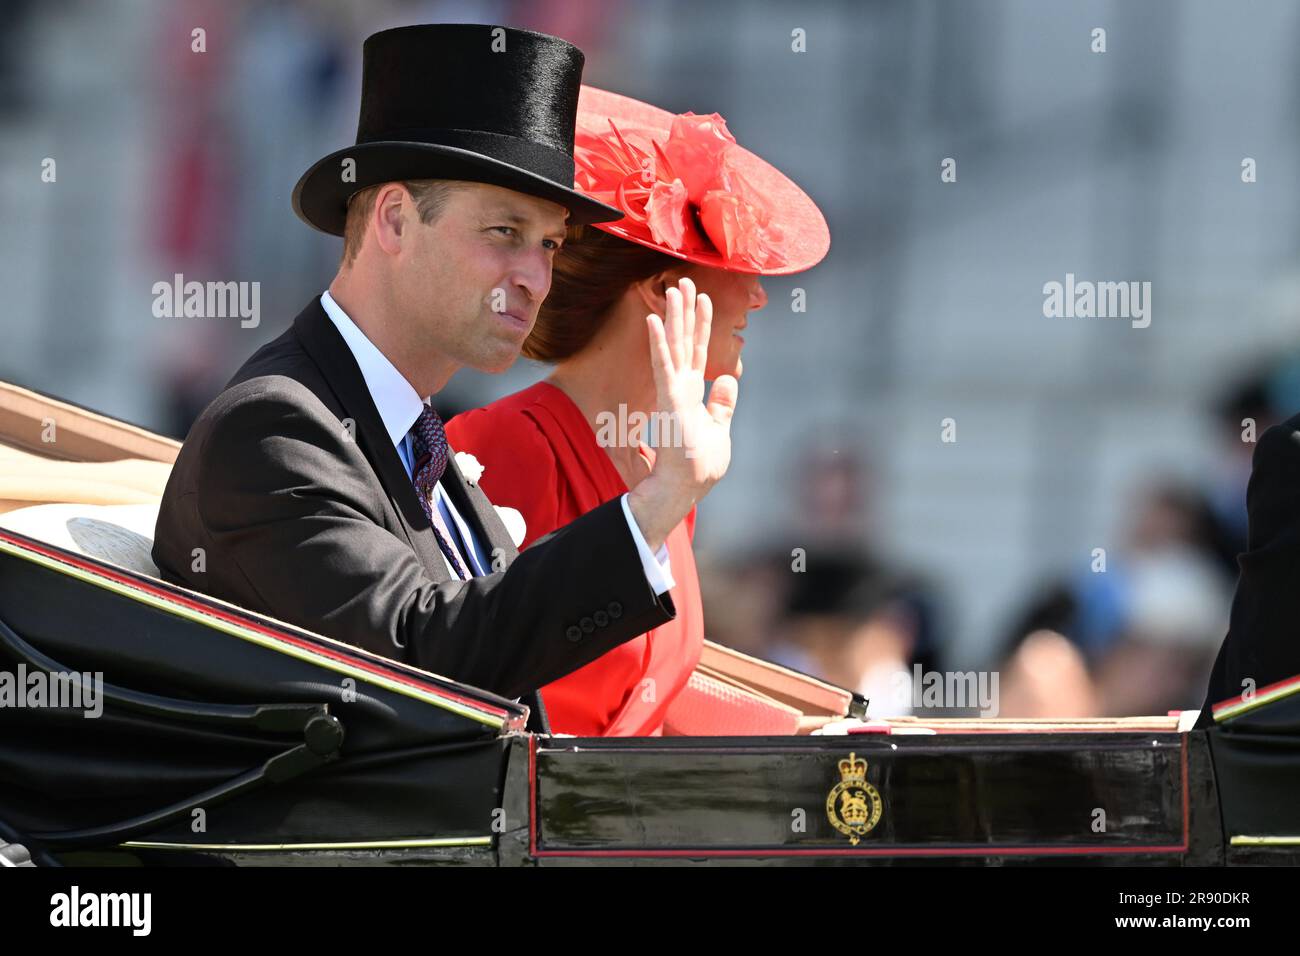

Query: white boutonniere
left=454, top=451, right=484, bottom=486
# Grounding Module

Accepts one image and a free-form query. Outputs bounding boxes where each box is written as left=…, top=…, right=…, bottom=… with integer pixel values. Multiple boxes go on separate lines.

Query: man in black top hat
left=152, top=24, right=740, bottom=729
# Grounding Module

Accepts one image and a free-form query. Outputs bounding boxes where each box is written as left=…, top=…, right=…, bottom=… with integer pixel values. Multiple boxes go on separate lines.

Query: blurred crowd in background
left=7, top=0, right=1300, bottom=718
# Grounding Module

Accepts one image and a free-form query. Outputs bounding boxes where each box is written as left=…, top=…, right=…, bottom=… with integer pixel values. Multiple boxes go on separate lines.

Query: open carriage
left=0, top=380, right=1296, bottom=867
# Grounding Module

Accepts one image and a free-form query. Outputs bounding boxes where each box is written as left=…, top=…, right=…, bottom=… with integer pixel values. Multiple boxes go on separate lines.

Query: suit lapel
left=440, top=451, right=541, bottom=728
left=292, top=299, right=450, bottom=581
left=441, top=450, right=520, bottom=568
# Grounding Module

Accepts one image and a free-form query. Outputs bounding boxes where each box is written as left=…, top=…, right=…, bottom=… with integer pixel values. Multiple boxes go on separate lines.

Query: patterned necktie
left=409, top=403, right=469, bottom=581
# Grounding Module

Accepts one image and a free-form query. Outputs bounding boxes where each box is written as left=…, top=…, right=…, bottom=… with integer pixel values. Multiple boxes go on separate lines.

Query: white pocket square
left=493, top=505, right=527, bottom=548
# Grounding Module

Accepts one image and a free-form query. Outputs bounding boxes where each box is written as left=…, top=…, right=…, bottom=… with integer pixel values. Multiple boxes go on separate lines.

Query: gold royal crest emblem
left=826, top=752, right=883, bottom=844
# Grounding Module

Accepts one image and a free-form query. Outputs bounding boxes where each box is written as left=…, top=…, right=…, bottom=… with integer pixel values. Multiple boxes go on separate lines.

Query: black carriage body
left=520, top=733, right=1219, bottom=865
left=2, top=384, right=1299, bottom=868
left=6, top=521, right=1300, bottom=867
left=0, top=528, right=522, bottom=866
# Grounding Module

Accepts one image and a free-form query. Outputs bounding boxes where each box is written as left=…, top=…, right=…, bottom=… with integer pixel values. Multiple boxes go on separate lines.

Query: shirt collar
left=320, top=290, right=427, bottom=448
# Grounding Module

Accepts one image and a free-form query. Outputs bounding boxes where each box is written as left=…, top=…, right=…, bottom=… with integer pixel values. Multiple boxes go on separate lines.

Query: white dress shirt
left=320, top=291, right=674, bottom=593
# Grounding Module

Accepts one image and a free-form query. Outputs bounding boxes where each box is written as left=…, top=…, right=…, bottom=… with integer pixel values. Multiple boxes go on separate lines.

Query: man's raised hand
left=628, top=276, right=740, bottom=551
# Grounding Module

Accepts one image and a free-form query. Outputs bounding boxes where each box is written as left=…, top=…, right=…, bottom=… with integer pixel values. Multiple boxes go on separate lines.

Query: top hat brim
left=292, top=140, right=624, bottom=236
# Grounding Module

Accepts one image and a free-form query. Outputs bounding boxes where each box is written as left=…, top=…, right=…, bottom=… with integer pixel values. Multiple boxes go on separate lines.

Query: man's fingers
left=706, top=374, right=739, bottom=428
left=679, top=276, right=696, bottom=371
left=646, top=313, right=674, bottom=402
left=693, top=292, right=712, bottom=373
left=666, top=285, right=684, bottom=372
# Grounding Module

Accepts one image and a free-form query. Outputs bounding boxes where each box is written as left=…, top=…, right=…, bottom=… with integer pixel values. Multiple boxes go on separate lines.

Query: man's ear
left=373, top=183, right=410, bottom=255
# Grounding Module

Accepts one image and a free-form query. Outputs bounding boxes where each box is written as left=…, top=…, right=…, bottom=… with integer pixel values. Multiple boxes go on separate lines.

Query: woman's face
left=685, top=265, right=768, bottom=380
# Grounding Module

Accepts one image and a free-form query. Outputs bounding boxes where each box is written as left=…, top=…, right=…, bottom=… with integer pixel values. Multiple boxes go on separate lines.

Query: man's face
left=392, top=181, right=569, bottom=374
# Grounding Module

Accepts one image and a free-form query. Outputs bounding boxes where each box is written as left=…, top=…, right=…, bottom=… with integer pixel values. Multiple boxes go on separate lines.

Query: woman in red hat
left=445, top=87, right=829, bottom=736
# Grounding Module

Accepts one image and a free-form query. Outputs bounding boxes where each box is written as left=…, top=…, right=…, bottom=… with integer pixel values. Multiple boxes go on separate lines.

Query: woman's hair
left=523, top=225, right=685, bottom=363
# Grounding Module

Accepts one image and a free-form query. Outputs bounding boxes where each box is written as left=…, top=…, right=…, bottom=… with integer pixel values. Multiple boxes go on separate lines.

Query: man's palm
left=645, top=278, right=739, bottom=491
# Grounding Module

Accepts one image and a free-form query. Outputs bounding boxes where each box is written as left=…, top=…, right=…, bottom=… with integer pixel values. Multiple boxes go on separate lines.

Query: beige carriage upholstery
left=0, top=381, right=179, bottom=466
left=0, top=381, right=177, bottom=576
left=0, top=501, right=162, bottom=577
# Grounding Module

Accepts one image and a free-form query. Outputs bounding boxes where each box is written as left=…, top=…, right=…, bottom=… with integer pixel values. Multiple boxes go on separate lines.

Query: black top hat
left=292, top=24, right=623, bottom=236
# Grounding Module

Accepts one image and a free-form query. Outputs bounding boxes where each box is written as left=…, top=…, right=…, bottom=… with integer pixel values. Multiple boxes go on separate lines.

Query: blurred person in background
left=1001, top=480, right=1231, bottom=717
left=697, top=447, right=876, bottom=667
left=150, top=0, right=351, bottom=437
left=1091, top=483, right=1231, bottom=715
left=765, top=547, right=921, bottom=717
left=446, top=86, right=829, bottom=735
left=741, top=443, right=943, bottom=702
left=696, top=550, right=788, bottom=660
left=151, top=0, right=241, bottom=436
left=786, top=445, right=943, bottom=675
left=996, top=630, right=1099, bottom=719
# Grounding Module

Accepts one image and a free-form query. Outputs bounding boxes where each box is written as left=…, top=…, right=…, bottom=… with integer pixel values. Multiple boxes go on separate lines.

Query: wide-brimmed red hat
left=572, top=86, right=830, bottom=275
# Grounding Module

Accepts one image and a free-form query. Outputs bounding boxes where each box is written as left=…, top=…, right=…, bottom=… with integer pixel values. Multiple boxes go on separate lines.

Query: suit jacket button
left=607, top=601, right=623, bottom=619
left=593, top=610, right=610, bottom=627
left=580, top=616, right=596, bottom=634
left=565, top=625, right=582, bottom=642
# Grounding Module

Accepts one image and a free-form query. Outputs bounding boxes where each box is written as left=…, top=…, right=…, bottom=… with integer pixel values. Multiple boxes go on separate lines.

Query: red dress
left=445, top=381, right=703, bottom=736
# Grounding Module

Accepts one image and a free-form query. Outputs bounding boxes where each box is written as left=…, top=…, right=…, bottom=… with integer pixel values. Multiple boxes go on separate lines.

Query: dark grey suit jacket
left=152, top=297, right=676, bottom=717
left=1197, top=415, right=1300, bottom=726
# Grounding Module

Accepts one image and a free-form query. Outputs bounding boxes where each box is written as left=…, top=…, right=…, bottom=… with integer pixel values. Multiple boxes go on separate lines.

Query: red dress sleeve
left=447, top=384, right=704, bottom=737
left=446, top=405, right=560, bottom=550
